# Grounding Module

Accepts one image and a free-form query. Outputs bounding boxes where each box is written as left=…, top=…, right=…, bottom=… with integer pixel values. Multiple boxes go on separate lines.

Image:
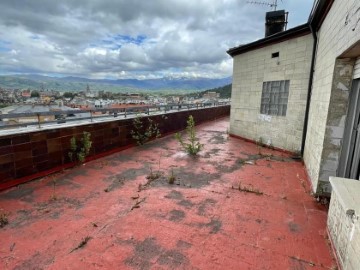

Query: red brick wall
left=0, top=106, right=230, bottom=190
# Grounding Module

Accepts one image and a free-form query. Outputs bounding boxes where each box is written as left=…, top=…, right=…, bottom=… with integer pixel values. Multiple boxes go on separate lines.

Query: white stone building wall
left=230, top=34, right=313, bottom=152
left=304, top=0, right=360, bottom=193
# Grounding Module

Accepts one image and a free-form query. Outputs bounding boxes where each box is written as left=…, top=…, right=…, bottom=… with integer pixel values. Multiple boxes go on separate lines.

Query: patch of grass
left=70, top=236, right=92, bottom=253
left=0, top=209, right=9, bottom=228
left=232, top=182, right=263, bottom=196
left=146, top=168, right=161, bottom=181
left=138, top=167, right=162, bottom=192
left=260, top=153, right=274, bottom=161
left=145, top=155, right=162, bottom=183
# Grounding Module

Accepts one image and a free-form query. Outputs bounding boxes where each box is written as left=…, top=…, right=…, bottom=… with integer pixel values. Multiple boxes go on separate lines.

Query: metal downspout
left=301, top=24, right=317, bottom=156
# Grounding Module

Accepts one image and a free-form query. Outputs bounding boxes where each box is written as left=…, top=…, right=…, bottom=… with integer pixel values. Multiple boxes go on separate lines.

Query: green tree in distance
left=30, top=91, right=40, bottom=98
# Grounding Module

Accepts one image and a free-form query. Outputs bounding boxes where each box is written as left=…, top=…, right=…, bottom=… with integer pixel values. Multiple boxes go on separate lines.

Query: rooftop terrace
left=0, top=117, right=336, bottom=269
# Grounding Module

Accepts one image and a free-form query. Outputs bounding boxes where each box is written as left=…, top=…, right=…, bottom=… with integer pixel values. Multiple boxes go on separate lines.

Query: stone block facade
left=230, top=34, right=313, bottom=152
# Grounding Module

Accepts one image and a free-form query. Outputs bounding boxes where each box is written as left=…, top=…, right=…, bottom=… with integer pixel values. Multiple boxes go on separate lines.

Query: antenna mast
left=246, top=0, right=278, bottom=11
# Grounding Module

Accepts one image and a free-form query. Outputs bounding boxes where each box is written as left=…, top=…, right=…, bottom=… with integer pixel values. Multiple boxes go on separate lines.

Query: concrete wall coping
left=329, top=177, right=360, bottom=219
left=0, top=105, right=229, bottom=138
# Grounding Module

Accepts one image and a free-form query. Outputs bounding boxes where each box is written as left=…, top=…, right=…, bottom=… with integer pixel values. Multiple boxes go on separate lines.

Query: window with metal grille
left=260, top=80, right=290, bottom=116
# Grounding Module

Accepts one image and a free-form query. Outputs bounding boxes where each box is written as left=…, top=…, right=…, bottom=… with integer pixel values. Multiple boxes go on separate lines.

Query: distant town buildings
left=0, top=83, right=230, bottom=129
left=203, top=91, right=220, bottom=100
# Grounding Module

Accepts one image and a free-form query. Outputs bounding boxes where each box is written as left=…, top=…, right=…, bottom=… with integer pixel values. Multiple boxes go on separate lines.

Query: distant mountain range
left=0, top=74, right=232, bottom=93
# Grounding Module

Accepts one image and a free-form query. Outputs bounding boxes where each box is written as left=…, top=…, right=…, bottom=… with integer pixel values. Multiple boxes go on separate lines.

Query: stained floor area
left=0, top=117, right=336, bottom=270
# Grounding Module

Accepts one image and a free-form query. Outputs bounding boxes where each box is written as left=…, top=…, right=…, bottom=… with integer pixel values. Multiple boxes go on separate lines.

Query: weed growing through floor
left=268, top=142, right=275, bottom=150
left=144, top=155, right=163, bottom=184
left=168, top=169, right=176, bottom=184
left=147, top=167, right=162, bottom=181
left=256, top=137, right=264, bottom=155
left=91, top=222, right=98, bottom=227
left=131, top=116, right=161, bottom=145
left=138, top=163, right=163, bottom=191
left=68, top=131, right=92, bottom=163
left=175, top=115, right=203, bottom=156
left=261, top=153, right=274, bottom=161
left=157, top=154, right=162, bottom=173
left=0, top=209, right=9, bottom=228
left=232, top=182, right=263, bottom=196
left=290, top=256, right=315, bottom=267
left=237, top=159, right=246, bottom=165
left=131, top=197, right=146, bottom=210
left=70, top=236, right=92, bottom=253
left=50, top=178, right=57, bottom=201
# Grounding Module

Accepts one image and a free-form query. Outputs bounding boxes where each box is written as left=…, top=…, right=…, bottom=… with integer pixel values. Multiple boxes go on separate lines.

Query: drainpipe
left=301, top=23, right=317, bottom=156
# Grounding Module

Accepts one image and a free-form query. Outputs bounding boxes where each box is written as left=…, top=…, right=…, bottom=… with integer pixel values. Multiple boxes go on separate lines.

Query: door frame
left=338, top=79, right=360, bottom=179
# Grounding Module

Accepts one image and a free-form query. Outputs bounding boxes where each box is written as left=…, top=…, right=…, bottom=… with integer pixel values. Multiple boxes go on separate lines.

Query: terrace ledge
left=328, top=177, right=360, bottom=270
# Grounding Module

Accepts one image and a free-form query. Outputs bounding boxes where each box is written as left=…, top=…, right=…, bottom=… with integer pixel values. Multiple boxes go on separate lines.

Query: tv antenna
left=246, top=0, right=280, bottom=11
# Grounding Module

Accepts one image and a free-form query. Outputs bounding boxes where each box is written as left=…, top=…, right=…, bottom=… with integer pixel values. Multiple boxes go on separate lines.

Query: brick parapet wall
left=0, top=106, right=230, bottom=190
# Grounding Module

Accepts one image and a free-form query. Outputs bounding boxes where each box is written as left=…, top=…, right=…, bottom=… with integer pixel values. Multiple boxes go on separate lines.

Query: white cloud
left=0, top=0, right=314, bottom=79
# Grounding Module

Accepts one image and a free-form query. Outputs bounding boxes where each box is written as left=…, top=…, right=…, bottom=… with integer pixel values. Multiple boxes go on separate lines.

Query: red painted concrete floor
left=0, top=117, right=337, bottom=270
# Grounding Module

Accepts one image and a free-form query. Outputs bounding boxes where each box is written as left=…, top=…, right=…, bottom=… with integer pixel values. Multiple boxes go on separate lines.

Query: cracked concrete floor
left=0, top=117, right=337, bottom=270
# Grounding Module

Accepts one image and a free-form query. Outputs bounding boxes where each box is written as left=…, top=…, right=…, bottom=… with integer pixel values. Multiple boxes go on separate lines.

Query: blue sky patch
left=99, top=34, right=147, bottom=50
left=113, top=34, right=147, bottom=45
left=30, top=35, right=41, bottom=40
left=0, top=39, right=11, bottom=53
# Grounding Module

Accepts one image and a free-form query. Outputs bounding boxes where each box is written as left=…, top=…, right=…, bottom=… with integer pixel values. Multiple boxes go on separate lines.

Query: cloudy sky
left=0, top=0, right=314, bottom=80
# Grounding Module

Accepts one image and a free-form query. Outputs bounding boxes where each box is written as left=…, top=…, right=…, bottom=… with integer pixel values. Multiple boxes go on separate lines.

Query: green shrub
left=175, top=115, right=203, bottom=156
left=68, top=131, right=92, bottom=163
left=0, top=209, right=9, bottom=228
left=131, top=116, right=161, bottom=145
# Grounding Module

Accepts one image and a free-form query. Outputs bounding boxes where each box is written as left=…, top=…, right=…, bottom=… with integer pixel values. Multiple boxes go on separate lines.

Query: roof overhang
left=227, top=23, right=310, bottom=57
left=308, top=0, right=335, bottom=30
left=227, top=0, right=335, bottom=58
